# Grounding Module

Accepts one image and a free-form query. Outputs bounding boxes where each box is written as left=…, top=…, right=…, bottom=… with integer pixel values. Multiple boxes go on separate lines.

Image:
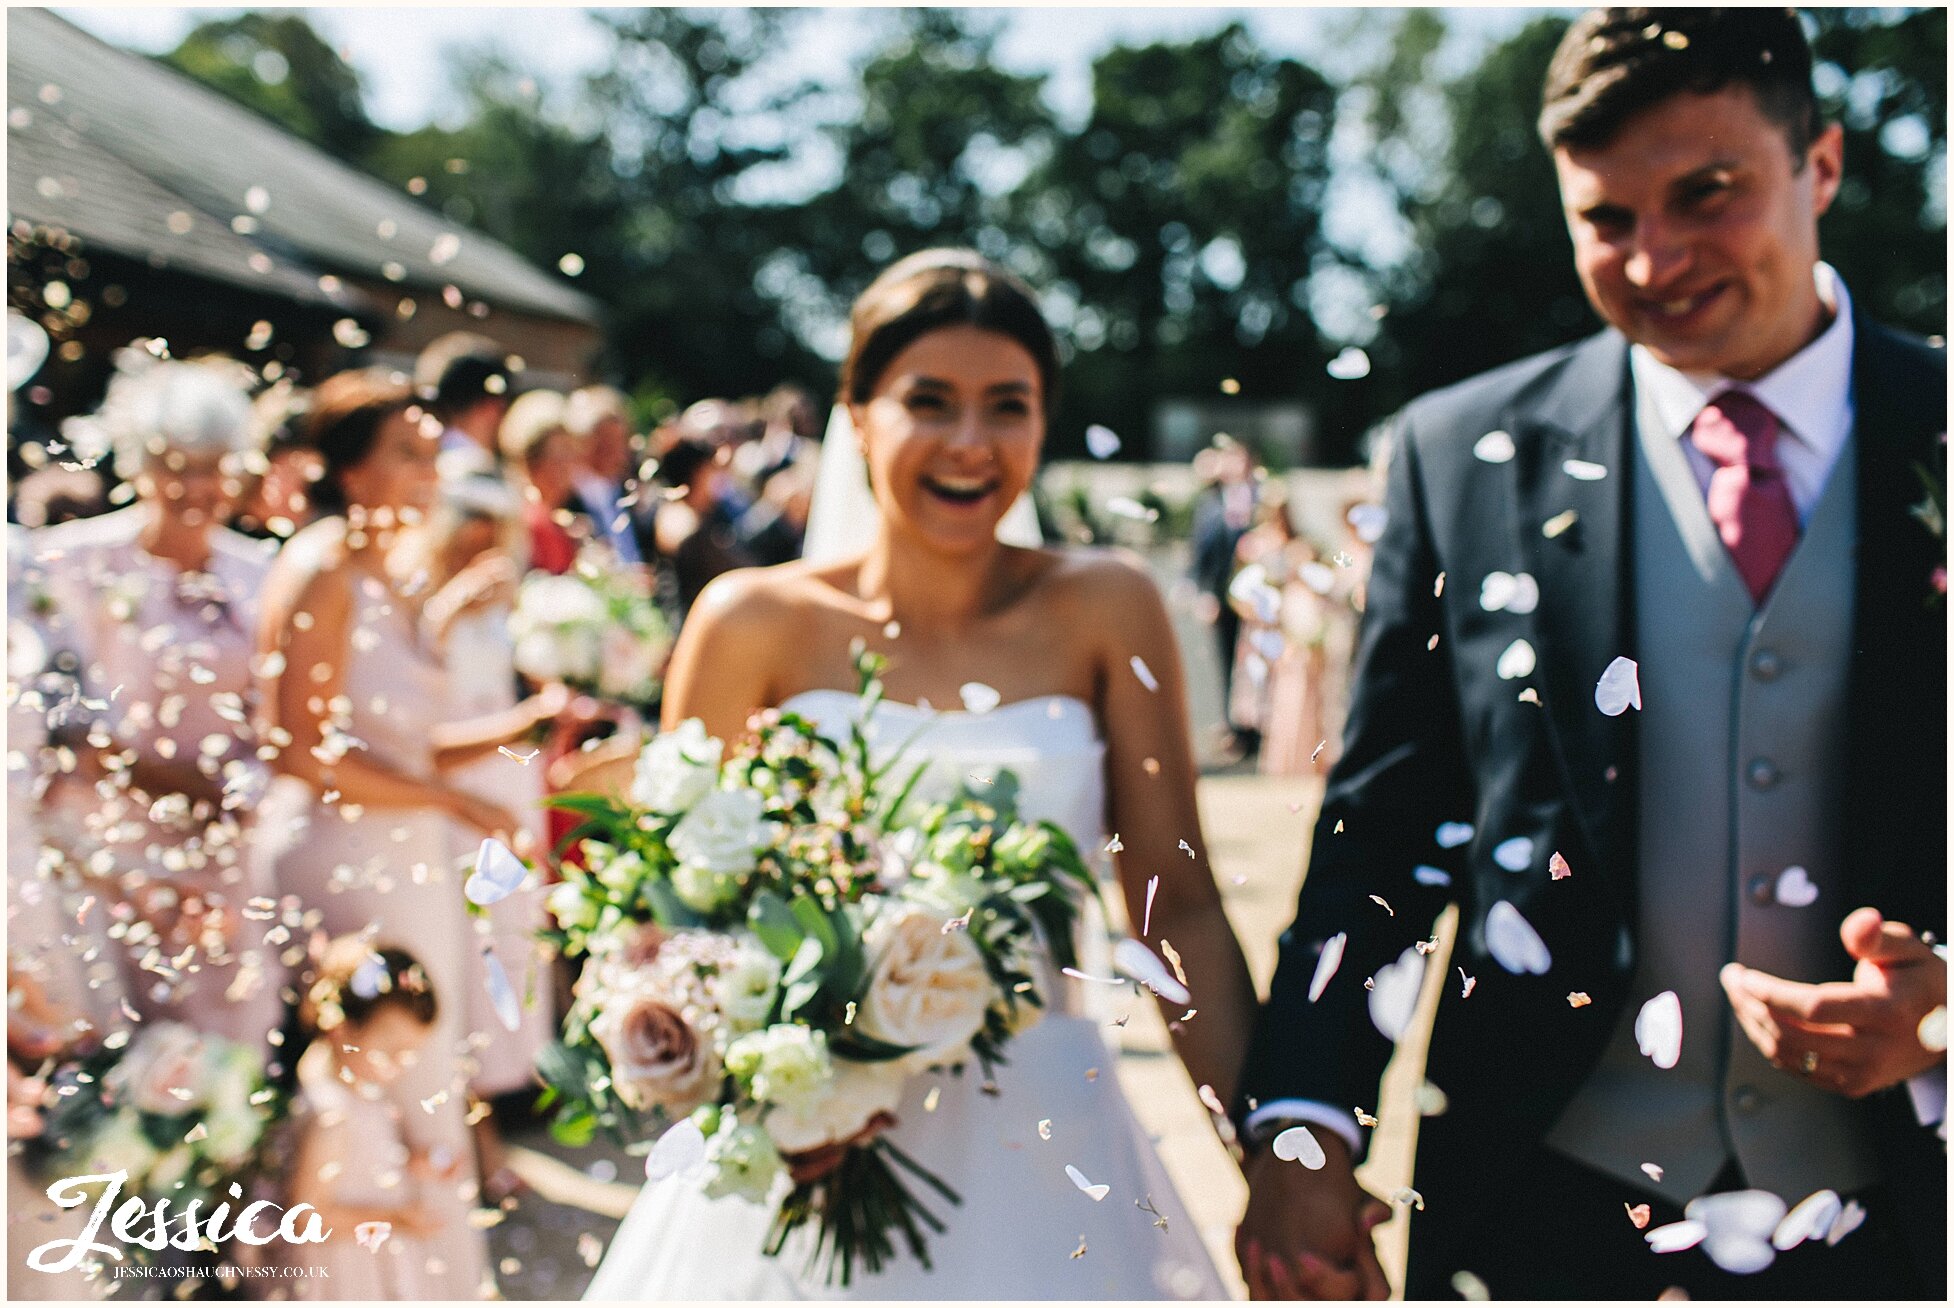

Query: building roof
left=8, top=9, right=601, bottom=326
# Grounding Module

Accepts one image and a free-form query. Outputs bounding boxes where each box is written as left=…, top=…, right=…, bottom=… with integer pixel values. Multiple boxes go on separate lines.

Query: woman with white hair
left=31, top=352, right=286, bottom=1059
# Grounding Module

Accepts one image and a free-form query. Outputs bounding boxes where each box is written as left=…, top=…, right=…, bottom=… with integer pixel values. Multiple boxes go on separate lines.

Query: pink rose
left=590, top=988, right=720, bottom=1114
left=107, top=1023, right=208, bottom=1115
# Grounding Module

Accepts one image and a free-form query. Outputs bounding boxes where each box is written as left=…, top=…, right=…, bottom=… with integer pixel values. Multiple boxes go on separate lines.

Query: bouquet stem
left=764, top=1137, right=962, bottom=1287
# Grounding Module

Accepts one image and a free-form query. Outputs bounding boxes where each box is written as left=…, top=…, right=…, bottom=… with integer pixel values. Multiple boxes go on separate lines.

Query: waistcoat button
left=1733, top=1086, right=1761, bottom=1114
left=1747, top=758, right=1780, bottom=790
left=1747, top=875, right=1774, bottom=906
left=1751, top=650, right=1782, bottom=681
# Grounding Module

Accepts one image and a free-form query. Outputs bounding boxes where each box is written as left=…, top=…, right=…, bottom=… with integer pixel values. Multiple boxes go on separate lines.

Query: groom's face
left=1554, top=85, right=1844, bottom=379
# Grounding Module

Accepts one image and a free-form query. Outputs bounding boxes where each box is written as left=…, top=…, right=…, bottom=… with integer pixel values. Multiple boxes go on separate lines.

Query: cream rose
left=590, top=986, right=721, bottom=1114
left=856, top=903, right=993, bottom=1070
left=761, top=1058, right=908, bottom=1155
left=633, top=719, right=724, bottom=813
left=107, top=1022, right=208, bottom=1115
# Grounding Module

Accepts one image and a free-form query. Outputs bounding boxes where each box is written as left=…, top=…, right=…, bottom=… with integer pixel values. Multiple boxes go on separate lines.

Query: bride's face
left=851, top=324, right=1044, bottom=554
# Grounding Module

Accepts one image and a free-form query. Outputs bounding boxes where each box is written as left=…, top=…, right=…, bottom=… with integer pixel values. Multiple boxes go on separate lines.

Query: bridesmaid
left=31, top=358, right=285, bottom=1058
left=251, top=370, right=556, bottom=1300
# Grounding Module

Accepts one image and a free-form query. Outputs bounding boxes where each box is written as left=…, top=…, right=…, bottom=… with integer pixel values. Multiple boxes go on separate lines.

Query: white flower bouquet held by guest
left=509, top=556, right=674, bottom=713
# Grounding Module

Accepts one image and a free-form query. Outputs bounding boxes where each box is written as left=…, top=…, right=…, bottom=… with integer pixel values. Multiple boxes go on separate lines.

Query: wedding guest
left=251, top=369, right=562, bottom=1300
left=280, top=939, right=453, bottom=1301
left=32, top=356, right=286, bottom=1058
left=1237, top=10, right=1945, bottom=1299
left=10, top=465, right=106, bottom=530
left=649, top=432, right=757, bottom=618
left=498, top=389, right=583, bottom=575
left=414, top=332, right=516, bottom=482
left=1189, top=436, right=1260, bottom=760
left=563, top=384, right=651, bottom=564
left=231, top=382, right=321, bottom=542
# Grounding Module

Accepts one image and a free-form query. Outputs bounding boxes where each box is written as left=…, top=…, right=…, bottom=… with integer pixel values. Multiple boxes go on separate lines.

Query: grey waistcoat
left=1543, top=392, right=1881, bottom=1201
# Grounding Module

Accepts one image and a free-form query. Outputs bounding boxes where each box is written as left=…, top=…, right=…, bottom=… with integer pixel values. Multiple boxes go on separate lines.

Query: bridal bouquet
left=28, top=1022, right=277, bottom=1216
left=509, top=557, right=674, bottom=710
left=539, top=655, right=1096, bottom=1284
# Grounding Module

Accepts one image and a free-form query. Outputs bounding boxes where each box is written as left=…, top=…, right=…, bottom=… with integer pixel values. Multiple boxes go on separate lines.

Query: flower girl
left=276, top=939, right=463, bottom=1300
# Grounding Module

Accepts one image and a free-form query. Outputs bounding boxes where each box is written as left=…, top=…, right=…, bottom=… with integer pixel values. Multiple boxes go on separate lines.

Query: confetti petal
left=1451, top=1271, right=1491, bottom=1301
left=1104, top=834, right=1124, bottom=853
left=466, top=837, right=528, bottom=905
left=1543, top=509, right=1580, bottom=539
left=1369, top=894, right=1394, bottom=916
left=1065, top=1164, right=1110, bottom=1201
left=1308, top=933, right=1347, bottom=1002
left=1474, top=430, right=1516, bottom=464
left=1642, top=1163, right=1665, bottom=1183
left=1479, top=572, right=1518, bottom=612
left=1346, top=504, right=1388, bottom=542
left=1505, top=573, right=1540, bottom=614
left=355, top=1221, right=391, bottom=1252
left=645, top=1118, right=707, bottom=1181
left=1562, top=458, right=1609, bottom=481
left=1772, top=1190, right=1843, bottom=1250
left=1458, top=968, right=1477, bottom=998
left=1085, top=424, right=1122, bottom=459
left=1414, top=865, right=1453, bottom=887
left=1774, top=866, right=1818, bottom=908
left=1038, top=1119, right=1052, bottom=1140
left=1492, top=836, right=1534, bottom=873
left=1129, top=656, right=1159, bottom=692
left=1549, top=851, right=1573, bottom=881
left=1918, top=1006, right=1948, bottom=1053
left=1142, top=876, right=1158, bottom=936
left=1627, top=1204, right=1652, bottom=1230
left=959, top=682, right=1002, bottom=714
left=1636, top=991, right=1683, bottom=1069
left=1687, top=1191, right=1786, bottom=1274
left=1595, top=656, right=1642, bottom=716
left=1485, top=900, right=1551, bottom=975
left=1825, top=1198, right=1866, bottom=1245
left=1646, top=1220, right=1707, bottom=1254
left=1436, top=822, right=1475, bottom=849
left=1496, top=639, right=1536, bottom=680
left=1272, top=1125, right=1327, bottom=1169
left=1369, top=946, right=1425, bottom=1042
left=1113, top=939, right=1190, bottom=1006
left=1327, top=347, right=1372, bottom=380
left=482, top=948, right=522, bottom=1032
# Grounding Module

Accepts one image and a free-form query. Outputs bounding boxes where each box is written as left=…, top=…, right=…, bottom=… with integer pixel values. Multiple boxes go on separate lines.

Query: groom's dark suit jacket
left=1237, top=315, right=1946, bottom=1282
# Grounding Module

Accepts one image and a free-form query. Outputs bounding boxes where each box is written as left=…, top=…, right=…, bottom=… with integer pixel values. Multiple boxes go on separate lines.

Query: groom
left=1234, top=8, right=1945, bottom=1300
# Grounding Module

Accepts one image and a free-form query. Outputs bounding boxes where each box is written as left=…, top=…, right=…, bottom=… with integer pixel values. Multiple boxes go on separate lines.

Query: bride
left=584, top=249, right=1255, bottom=1299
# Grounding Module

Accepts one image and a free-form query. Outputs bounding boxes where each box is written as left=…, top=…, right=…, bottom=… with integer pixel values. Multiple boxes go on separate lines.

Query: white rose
left=667, top=789, right=769, bottom=879
left=632, top=720, right=724, bottom=813
left=857, top=903, right=993, bottom=1070
left=548, top=880, right=597, bottom=932
left=761, top=1058, right=908, bottom=1155
left=726, top=1025, right=832, bottom=1113
left=513, top=630, right=567, bottom=683
left=710, top=942, right=782, bottom=1034
left=516, top=575, right=607, bottom=631
left=107, top=1022, right=208, bottom=1115
left=700, top=1117, right=784, bottom=1204
left=672, top=861, right=742, bottom=914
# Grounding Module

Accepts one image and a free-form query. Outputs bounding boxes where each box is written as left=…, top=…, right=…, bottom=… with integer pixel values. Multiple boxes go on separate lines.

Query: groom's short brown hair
left=1540, top=8, right=1820, bottom=156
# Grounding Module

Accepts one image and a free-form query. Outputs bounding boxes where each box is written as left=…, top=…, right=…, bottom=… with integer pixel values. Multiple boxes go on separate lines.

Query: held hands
left=1721, top=907, right=1947, bottom=1098
left=1236, top=1132, right=1391, bottom=1300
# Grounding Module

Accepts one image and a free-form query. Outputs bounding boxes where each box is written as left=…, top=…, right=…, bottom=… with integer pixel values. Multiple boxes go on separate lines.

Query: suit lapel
left=1506, top=332, right=1638, bottom=887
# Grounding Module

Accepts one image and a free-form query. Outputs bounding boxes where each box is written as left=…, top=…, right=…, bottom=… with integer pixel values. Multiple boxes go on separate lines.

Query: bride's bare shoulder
left=684, top=559, right=851, bottom=640
left=1033, top=545, right=1165, bottom=616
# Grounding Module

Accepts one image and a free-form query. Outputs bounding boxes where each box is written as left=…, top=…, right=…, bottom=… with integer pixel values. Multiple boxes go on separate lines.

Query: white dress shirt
left=1246, top=265, right=1942, bottom=1152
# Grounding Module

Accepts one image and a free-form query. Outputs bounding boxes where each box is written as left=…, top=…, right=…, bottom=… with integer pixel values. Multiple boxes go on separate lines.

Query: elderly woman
left=32, top=355, right=286, bottom=1059
left=498, top=389, right=585, bottom=574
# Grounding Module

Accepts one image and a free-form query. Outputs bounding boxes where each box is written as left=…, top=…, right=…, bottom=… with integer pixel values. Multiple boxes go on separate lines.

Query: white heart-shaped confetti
left=466, top=837, right=528, bottom=905
left=1485, top=900, right=1551, bottom=975
left=1479, top=572, right=1518, bottom=612
left=1413, top=865, right=1453, bottom=887
left=1635, top=991, right=1683, bottom=1069
left=482, top=947, right=522, bottom=1032
left=1369, top=946, right=1426, bottom=1042
left=959, top=682, right=1001, bottom=714
left=1492, top=836, right=1535, bottom=873
left=1346, top=504, right=1389, bottom=543
left=1085, top=424, right=1122, bottom=459
left=1774, top=866, right=1818, bottom=908
left=1065, top=1163, right=1110, bottom=1201
left=1308, top=932, right=1347, bottom=1002
left=1129, top=656, right=1159, bottom=692
left=1594, top=656, right=1642, bottom=716
left=1642, top=1162, right=1664, bottom=1183
left=1113, top=938, right=1190, bottom=1006
left=1505, top=573, right=1539, bottom=614
left=1474, top=430, right=1516, bottom=464
left=1825, top=1198, right=1866, bottom=1246
left=1496, top=639, right=1536, bottom=680
left=1772, top=1190, right=1843, bottom=1250
left=645, top=1118, right=707, bottom=1181
left=1272, top=1125, right=1327, bottom=1168
left=1645, top=1220, right=1707, bottom=1254
left=1300, top=561, right=1336, bottom=594
left=1562, top=458, right=1609, bottom=481
left=1435, top=822, right=1475, bottom=849
left=1689, top=1189, right=1787, bottom=1240
left=1918, top=1005, right=1948, bottom=1053
left=1327, top=346, right=1372, bottom=381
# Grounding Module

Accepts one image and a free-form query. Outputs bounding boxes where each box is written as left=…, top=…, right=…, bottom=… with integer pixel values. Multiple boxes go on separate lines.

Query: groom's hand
left=1720, top=907, right=1947, bottom=1098
left=1236, top=1132, right=1390, bottom=1300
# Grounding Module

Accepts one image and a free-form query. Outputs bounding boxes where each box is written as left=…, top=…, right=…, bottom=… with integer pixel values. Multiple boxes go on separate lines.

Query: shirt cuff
left=1243, top=1099, right=1363, bottom=1155
left=1906, top=1065, right=1946, bottom=1133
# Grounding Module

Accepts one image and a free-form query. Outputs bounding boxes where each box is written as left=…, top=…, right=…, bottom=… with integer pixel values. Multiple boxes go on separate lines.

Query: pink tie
left=1689, top=391, right=1800, bottom=604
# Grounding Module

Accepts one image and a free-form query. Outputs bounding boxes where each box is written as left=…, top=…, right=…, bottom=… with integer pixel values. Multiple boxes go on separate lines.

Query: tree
left=160, top=13, right=381, bottom=161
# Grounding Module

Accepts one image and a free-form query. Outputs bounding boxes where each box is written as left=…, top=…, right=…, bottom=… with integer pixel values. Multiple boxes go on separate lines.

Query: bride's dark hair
left=840, top=249, right=1059, bottom=419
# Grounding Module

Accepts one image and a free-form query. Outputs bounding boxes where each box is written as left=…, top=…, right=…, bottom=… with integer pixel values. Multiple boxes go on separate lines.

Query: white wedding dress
left=584, top=690, right=1227, bottom=1300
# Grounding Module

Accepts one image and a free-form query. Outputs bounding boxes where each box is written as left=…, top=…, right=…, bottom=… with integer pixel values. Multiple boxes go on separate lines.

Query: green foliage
left=161, top=13, right=380, bottom=159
